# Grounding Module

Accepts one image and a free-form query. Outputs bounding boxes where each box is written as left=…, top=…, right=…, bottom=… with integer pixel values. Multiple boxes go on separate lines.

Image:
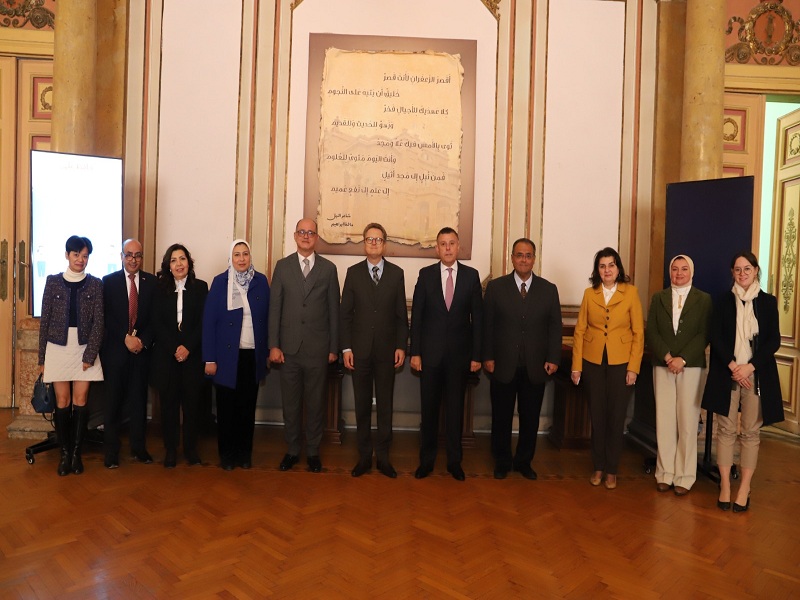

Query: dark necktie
left=372, top=265, right=380, bottom=285
left=128, top=273, right=138, bottom=334
left=520, top=281, right=527, bottom=299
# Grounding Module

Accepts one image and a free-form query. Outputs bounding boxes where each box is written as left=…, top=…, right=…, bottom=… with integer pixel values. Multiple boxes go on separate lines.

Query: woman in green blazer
left=646, top=255, right=711, bottom=496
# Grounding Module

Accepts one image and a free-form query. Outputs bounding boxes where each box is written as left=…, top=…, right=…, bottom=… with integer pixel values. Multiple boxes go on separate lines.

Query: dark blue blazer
left=410, top=261, right=482, bottom=368
left=202, top=270, right=270, bottom=389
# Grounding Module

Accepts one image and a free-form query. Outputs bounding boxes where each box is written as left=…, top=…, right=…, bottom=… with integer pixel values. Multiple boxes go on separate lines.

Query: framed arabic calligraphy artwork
left=286, top=0, right=497, bottom=259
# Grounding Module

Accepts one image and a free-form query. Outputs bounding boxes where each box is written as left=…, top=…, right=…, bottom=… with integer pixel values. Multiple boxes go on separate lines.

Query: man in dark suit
left=269, top=218, right=340, bottom=473
left=482, top=238, right=562, bottom=480
left=410, top=227, right=482, bottom=481
left=340, top=223, right=408, bottom=478
left=101, top=238, right=156, bottom=468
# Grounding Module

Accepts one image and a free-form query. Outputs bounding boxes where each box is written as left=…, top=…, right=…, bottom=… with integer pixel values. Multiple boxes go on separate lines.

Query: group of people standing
left=37, top=228, right=783, bottom=512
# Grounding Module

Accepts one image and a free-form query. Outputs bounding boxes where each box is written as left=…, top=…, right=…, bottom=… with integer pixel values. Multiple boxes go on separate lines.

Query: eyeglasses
left=512, top=253, right=533, bottom=260
left=123, top=253, right=143, bottom=260
left=365, top=237, right=384, bottom=245
left=733, top=266, right=754, bottom=275
left=296, top=230, right=317, bottom=238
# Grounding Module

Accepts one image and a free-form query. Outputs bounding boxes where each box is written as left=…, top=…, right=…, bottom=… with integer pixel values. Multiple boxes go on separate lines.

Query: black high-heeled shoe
left=732, top=494, right=751, bottom=513
left=717, top=499, right=731, bottom=511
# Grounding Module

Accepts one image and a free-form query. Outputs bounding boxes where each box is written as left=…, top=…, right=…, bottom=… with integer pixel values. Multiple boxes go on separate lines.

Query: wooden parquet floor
left=1, top=409, right=798, bottom=599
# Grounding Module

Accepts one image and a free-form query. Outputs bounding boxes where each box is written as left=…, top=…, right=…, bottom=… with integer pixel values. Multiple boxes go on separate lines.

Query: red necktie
left=445, top=268, right=454, bottom=311
left=128, top=273, right=138, bottom=334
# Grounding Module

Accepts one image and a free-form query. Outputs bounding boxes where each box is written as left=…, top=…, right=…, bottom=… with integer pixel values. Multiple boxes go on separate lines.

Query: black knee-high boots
left=54, top=406, right=72, bottom=476
left=70, top=404, right=89, bottom=475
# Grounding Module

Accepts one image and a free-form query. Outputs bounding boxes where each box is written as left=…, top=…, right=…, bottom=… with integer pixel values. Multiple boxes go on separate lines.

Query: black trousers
left=490, top=366, right=545, bottom=470
left=352, top=353, right=396, bottom=462
left=419, top=360, right=468, bottom=468
left=215, top=349, right=259, bottom=464
left=583, top=355, right=631, bottom=474
left=160, top=359, right=203, bottom=458
left=103, top=352, right=150, bottom=457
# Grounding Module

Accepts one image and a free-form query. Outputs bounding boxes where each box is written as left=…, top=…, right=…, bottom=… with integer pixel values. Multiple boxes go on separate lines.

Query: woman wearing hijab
left=702, top=251, right=783, bottom=512
left=38, top=235, right=104, bottom=475
left=646, top=255, right=712, bottom=496
left=203, top=240, right=270, bottom=470
left=151, top=243, right=208, bottom=468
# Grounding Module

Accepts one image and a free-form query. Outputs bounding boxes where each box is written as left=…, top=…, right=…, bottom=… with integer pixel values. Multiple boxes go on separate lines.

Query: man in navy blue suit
left=410, top=227, right=482, bottom=481
left=101, top=239, right=156, bottom=468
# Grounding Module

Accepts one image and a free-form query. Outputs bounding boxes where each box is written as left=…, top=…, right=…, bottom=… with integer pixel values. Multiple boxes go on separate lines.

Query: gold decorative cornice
left=0, top=0, right=54, bottom=30
left=725, top=0, right=800, bottom=66
left=780, top=208, right=797, bottom=313
left=291, top=0, right=500, bottom=20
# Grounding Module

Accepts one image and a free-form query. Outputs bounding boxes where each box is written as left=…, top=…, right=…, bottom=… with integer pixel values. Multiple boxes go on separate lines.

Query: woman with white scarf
left=702, top=251, right=783, bottom=512
left=646, top=255, right=712, bottom=496
left=38, top=235, right=104, bottom=476
left=202, top=240, right=270, bottom=470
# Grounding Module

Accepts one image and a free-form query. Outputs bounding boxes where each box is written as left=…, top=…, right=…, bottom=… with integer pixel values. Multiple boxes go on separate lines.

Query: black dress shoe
left=221, top=461, right=235, bottom=471
left=279, top=454, right=299, bottom=471
left=514, top=464, right=538, bottom=480
left=732, top=495, right=751, bottom=513
left=351, top=459, right=372, bottom=477
left=307, top=456, right=323, bottom=473
left=132, top=450, right=153, bottom=464
left=164, top=450, right=177, bottom=469
left=494, top=467, right=508, bottom=480
left=414, top=464, right=433, bottom=479
left=186, top=453, right=202, bottom=466
left=717, top=500, right=731, bottom=511
left=104, top=453, right=119, bottom=469
left=239, top=460, right=252, bottom=470
left=377, top=461, right=397, bottom=479
left=447, top=465, right=466, bottom=481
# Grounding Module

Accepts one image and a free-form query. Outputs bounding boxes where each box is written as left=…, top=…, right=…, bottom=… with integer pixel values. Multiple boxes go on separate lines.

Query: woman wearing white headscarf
left=702, top=251, right=783, bottom=513
left=646, top=255, right=712, bottom=496
left=203, top=240, right=270, bottom=470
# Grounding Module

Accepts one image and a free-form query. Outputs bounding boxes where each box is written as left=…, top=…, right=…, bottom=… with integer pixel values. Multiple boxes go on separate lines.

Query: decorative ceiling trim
left=0, top=0, right=55, bottom=30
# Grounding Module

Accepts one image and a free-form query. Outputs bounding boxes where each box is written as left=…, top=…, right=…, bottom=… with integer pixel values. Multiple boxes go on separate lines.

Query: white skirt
left=43, top=327, right=104, bottom=383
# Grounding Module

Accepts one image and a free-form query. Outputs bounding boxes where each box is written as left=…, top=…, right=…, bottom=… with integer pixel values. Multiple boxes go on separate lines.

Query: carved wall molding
left=726, top=0, right=800, bottom=66
left=781, top=208, right=797, bottom=312
left=0, top=0, right=54, bottom=30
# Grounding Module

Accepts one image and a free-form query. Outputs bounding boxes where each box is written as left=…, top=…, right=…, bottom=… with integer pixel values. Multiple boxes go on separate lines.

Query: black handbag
left=31, top=374, right=55, bottom=413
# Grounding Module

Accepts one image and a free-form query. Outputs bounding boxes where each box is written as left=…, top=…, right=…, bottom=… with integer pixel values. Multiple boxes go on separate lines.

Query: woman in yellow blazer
left=571, top=247, right=644, bottom=489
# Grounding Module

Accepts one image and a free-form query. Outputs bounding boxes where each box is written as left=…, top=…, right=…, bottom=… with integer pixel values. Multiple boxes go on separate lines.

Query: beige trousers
left=654, top=366, right=703, bottom=489
left=716, top=376, right=763, bottom=470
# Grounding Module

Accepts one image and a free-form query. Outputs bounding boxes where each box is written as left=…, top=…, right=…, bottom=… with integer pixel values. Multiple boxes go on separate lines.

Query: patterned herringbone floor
left=1, top=408, right=798, bottom=599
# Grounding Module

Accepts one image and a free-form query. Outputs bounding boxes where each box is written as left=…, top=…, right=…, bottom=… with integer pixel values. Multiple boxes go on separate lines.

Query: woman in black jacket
left=702, top=251, right=784, bottom=512
left=150, top=243, right=208, bottom=468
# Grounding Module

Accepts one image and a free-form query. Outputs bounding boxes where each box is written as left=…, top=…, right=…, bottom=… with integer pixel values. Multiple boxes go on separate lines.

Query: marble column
left=679, top=0, right=726, bottom=182
left=51, top=0, right=97, bottom=155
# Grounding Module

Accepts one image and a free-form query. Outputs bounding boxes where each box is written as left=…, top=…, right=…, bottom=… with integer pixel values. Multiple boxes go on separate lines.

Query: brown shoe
left=603, top=475, right=617, bottom=490
left=656, top=482, right=671, bottom=493
left=674, top=486, right=690, bottom=496
left=589, top=471, right=603, bottom=486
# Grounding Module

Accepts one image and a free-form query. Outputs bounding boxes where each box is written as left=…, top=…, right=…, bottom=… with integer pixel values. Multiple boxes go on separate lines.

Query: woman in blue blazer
left=203, top=240, right=270, bottom=470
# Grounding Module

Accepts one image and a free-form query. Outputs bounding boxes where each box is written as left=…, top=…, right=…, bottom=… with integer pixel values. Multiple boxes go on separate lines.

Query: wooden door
left=769, top=107, right=800, bottom=434
left=0, top=57, right=16, bottom=407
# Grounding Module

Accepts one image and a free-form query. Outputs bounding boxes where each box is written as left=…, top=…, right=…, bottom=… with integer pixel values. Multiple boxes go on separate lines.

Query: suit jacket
left=38, top=274, right=104, bottom=365
left=482, top=272, right=562, bottom=384
left=340, top=259, right=408, bottom=361
left=571, top=282, right=644, bottom=373
left=150, top=277, right=208, bottom=392
left=202, top=270, right=270, bottom=389
left=268, top=252, right=339, bottom=358
left=645, top=286, right=711, bottom=368
left=702, top=290, right=784, bottom=427
left=410, top=261, right=482, bottom=368
left=101, top=269, right=157, bottom=367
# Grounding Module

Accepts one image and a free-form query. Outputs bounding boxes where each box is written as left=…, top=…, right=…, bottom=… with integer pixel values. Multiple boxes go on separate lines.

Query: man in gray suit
left=482, top=238, right=562, bottom=480
left=340, top=223, right=408, bottom=478
left=268, top=218, right=340, bottom=472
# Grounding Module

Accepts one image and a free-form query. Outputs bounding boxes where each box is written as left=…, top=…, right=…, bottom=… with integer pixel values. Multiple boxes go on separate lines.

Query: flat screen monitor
left=30, top=150, right=123, bottom=317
